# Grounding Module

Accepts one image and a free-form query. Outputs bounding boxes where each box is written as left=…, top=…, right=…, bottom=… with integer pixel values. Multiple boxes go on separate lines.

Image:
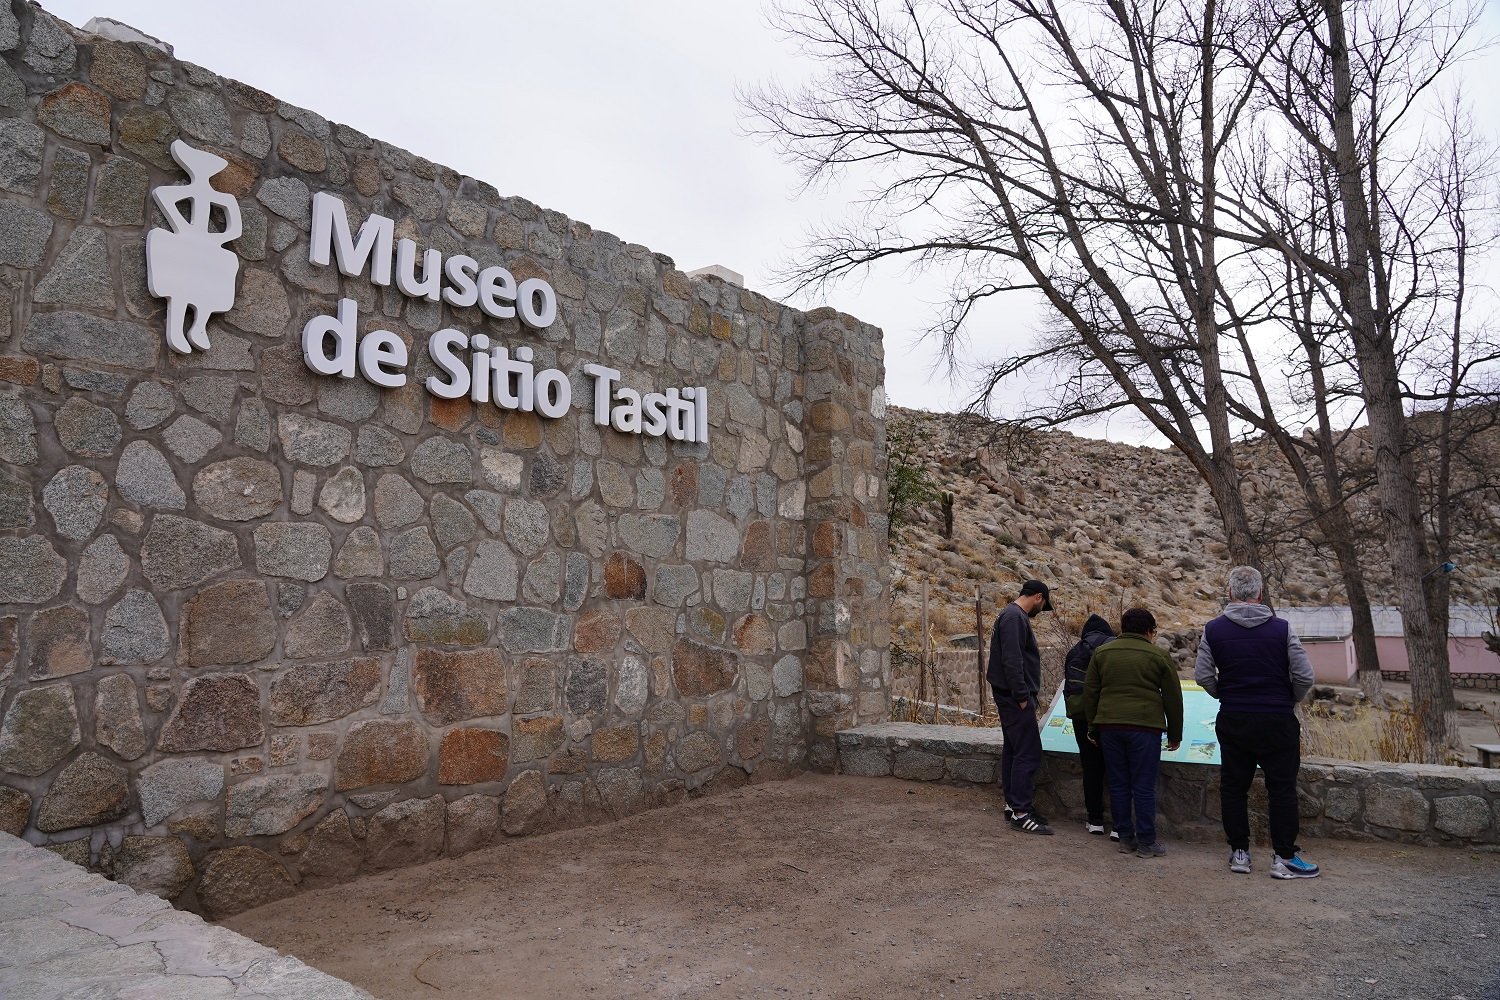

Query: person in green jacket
left=1082, top=608, right=1184, bottom=858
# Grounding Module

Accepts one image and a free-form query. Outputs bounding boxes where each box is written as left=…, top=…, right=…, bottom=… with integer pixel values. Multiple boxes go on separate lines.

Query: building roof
left=1277, top=605, right=1499, bottom=640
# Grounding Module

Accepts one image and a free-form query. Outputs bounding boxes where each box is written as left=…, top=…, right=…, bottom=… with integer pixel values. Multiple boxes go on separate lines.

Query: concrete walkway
left=0, top=832, right=371, bottom=999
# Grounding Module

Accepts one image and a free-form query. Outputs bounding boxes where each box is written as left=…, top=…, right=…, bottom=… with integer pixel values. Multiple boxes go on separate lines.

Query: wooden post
left=919, top=579, right=929, bottom=720
left=975, top=587, right=984, bottom=718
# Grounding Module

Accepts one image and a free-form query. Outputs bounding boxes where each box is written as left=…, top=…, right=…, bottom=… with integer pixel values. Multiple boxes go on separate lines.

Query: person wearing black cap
left=987, top=579, right=1054, bottom=834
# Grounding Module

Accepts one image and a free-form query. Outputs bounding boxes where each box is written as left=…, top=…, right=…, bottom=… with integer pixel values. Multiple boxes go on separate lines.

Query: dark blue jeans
left=1099, top=729, right=1163, bottom=845
left=993, top=686, right=1042, bottom=814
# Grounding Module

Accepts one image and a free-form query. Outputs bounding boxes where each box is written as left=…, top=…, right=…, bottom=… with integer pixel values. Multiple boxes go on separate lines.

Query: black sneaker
left=1116, top=838, right=1138, bottom=854
left=1009, top=812, right=1054, bottom=835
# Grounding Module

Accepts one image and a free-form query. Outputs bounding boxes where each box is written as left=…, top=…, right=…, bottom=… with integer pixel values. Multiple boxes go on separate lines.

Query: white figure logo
left=146, top=140, right=242, bottom=355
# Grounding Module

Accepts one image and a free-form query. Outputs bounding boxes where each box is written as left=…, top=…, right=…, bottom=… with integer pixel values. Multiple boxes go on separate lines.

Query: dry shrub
left=929, top=604, right=967, bottom=639
left=1375, top=706, right=1425, bottom=763
left=1301, top=704, right=1425, bottom=763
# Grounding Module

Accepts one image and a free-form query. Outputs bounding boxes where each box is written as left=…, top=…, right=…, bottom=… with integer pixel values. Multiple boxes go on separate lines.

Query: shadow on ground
left=227, top=774, right=1500, bottom=1000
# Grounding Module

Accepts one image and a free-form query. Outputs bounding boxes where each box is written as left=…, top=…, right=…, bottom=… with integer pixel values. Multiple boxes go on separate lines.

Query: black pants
left=993, top=686, right=1042, bottom=814
left=1070, top=715, right=1106, bottom=824
left=1216, top=711, right=1301, bottom=858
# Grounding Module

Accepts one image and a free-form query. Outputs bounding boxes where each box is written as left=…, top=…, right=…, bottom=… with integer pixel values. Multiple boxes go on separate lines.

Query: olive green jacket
left=1081, top=633, right=1184, bottom=743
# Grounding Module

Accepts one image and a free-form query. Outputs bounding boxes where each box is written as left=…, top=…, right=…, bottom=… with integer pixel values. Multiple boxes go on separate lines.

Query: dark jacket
left=1082, top=633, right=1184, bottom=743
left=987, top=601, right=1040, bottom=700
left=1064, top=614, right=1116, bottom=719
left=1194, top=602, right=1315, bottom=713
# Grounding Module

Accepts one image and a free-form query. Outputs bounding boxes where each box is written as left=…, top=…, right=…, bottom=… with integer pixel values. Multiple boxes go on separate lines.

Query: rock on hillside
left=887, top=407, right=1500, bottom=658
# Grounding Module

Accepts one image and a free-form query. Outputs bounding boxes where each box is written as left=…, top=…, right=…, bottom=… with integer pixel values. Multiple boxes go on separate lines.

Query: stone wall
left=889, top=649, right=986, bottom=713
left=838, top=724, right=1500, bottom=848
left=1036, top=755, right=1500, bottom=848
left=0, top=2, right=890, bottom=917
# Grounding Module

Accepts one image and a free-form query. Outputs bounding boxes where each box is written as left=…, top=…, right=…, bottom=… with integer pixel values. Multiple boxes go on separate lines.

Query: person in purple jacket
left=1195, top=566, right=1320, bottom=879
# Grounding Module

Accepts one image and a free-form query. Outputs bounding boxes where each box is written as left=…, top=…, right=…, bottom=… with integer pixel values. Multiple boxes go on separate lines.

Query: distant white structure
left=1279, top=605, right=1500, bottom=684
left=687, top=264, right=744, bottom=287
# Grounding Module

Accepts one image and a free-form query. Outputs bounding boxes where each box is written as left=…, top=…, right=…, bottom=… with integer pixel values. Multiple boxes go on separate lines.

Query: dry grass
left=1301, top=704, right=1426, bottom=763
left=891, top=698, right=996, bottom=726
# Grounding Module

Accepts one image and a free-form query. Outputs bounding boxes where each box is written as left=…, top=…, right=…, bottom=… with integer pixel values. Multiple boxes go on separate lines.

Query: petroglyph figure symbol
left=146, top=140, right=242, bottom=355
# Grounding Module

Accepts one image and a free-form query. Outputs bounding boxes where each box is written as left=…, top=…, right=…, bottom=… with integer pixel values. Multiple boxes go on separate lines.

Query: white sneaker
left=1109, top=830, right=1121, bottom=842
left=1229, top=849, right=1251, bottom=874
left=1086, top=822, right=1106, bottom=835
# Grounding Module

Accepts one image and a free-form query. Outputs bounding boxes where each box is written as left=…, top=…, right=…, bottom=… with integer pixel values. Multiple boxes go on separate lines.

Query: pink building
left=1278, top=606, right=1500, bottom=686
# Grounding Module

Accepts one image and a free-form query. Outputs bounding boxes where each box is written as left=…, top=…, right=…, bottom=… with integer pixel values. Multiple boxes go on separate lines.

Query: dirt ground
left=227, top=774, right=1500, bottom=1000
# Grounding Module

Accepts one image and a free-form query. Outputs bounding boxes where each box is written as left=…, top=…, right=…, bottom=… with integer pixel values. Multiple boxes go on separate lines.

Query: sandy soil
left=227, top=774, right=1500, bottom=1000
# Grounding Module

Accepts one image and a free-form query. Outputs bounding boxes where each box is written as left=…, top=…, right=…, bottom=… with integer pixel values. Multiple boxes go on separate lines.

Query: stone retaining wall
left=837, top=723, right=1500, bottom=848
left=0, top=2, right=890, bottom=918
left=889, top=650, right=986, bottom=712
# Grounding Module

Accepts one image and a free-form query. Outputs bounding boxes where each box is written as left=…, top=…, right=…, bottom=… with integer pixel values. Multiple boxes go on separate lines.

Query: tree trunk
left=1205, top=462, right=1260, bottom=568
left=1341, top=556, right=1383, bottom=701
left=1321, top=0, right=1458, bottom=757
left=1260, top=418, right=1383, bottom=699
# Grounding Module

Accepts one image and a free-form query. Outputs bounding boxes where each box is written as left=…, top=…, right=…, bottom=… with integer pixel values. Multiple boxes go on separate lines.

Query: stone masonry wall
left=889, top=649, right=985, bottom=712
left=1035, top=755, right=1500, bottom=848
left=0, top=2, right=890, bottom=918
left=837, top=725, right=1500, bottom=848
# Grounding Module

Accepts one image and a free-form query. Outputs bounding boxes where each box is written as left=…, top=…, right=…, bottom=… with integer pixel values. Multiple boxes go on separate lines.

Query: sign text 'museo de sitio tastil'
left=301, top=192, right=709, bottom=443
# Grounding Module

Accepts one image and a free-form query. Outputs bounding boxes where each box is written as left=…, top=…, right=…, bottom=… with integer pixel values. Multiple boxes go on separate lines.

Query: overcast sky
left=42, top=1, right=1500, bottom=444
left=42, top=0, right=988, bottom=415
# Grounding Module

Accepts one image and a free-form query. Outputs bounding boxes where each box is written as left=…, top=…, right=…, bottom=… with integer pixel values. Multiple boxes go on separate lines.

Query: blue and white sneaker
left=1270, top=853, right=1320, bottom=879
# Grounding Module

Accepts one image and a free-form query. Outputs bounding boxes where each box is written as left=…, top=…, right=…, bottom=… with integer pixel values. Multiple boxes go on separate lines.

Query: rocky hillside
left=887, top=407, right=1500, bottom=657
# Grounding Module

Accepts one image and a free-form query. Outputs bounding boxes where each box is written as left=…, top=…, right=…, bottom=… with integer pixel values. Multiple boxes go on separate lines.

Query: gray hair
left=1227, top=565, right=1263, bottom=602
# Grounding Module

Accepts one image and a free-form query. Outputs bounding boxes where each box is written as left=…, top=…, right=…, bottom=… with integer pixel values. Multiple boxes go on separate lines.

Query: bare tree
left=1227, top=0, right=1493, bottom=754
left=747, top=0, right=1496, bottom=757
left=745, top=0, right=1273, bottom=566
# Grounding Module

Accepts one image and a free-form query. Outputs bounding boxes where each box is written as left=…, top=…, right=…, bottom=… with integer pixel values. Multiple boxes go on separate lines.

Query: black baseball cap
left=1019, top=579, right=1053, bottom=611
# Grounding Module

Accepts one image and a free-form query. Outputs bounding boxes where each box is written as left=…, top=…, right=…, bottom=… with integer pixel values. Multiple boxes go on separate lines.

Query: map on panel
left=1040, top=679, right=1222, bottom=766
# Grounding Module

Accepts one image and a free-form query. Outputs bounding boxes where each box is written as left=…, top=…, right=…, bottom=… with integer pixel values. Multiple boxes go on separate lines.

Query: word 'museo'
left=299, top=192, right=709, bottom=442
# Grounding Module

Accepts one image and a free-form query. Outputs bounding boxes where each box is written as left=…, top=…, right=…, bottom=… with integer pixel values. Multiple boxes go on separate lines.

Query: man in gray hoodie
left=1195, top=566, right=1319, bottom=879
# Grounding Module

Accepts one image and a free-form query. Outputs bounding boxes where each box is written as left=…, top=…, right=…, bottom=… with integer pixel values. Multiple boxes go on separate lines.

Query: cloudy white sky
left=41, top=1, right=1500, bottom=444
left=43, top=0, right=990, bottom=415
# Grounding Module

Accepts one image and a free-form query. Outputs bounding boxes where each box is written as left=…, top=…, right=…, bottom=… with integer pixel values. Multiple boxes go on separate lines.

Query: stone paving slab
left=0, top=831, right=372, bottom=1000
